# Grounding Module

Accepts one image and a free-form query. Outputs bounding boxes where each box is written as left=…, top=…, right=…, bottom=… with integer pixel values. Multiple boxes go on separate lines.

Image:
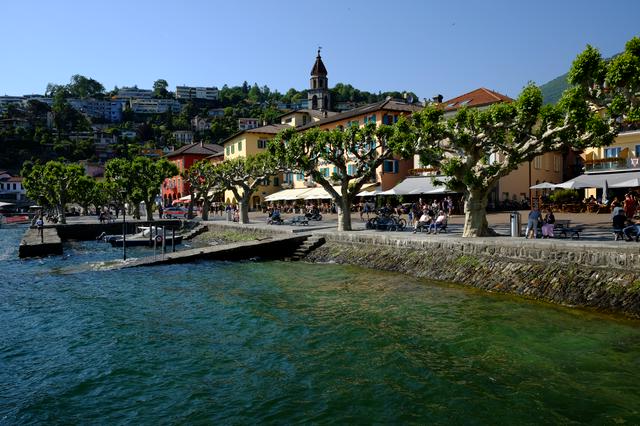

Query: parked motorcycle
left=305, top=211, right=322, bottom=221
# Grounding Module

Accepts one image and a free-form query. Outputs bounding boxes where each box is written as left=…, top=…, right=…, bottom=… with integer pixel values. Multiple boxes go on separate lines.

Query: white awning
left=264, top=188, right=313, bottom=201
left=556, top=171, right=640, bottom=189
left=379, top=176, right=452, bottom=196
left=304, top=186, right=341, bottom=199
left=0, top=202, right=15, bottom=207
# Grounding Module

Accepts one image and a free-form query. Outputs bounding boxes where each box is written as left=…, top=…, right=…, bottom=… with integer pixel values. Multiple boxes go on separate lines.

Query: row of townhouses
left=161, top=51, right=640, bottom=212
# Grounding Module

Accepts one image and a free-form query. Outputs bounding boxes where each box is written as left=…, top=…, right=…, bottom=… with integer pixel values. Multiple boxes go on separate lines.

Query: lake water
left=1, top=225, right=639, bottom=424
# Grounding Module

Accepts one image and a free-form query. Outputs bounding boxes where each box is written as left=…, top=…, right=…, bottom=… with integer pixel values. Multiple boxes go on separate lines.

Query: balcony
left=583, top=157, right=640, bottom=172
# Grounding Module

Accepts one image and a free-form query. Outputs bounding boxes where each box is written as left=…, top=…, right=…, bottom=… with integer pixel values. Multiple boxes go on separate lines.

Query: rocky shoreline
left=304, top=237, right=640, bottom=318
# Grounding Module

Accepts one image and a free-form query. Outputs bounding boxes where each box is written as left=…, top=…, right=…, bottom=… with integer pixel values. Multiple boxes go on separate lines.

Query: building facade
left=161, top=142, right=224, bottom=205
left=221, top=124, right=291, bottom=208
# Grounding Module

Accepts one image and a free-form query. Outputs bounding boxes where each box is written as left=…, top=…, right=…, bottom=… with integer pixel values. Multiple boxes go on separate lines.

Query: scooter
left=305, top=211, right=322, bottom=221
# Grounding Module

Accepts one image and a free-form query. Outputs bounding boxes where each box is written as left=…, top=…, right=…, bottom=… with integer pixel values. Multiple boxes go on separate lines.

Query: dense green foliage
left=270, top=122, right=415, bottom=231
left=411, top=38, right=639, bottom=237
left=1, top=74, right=418, bottom=174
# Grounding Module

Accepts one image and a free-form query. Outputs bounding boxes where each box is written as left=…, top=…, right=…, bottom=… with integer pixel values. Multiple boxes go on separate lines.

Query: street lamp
left=120, top=189, right=128, bottom=260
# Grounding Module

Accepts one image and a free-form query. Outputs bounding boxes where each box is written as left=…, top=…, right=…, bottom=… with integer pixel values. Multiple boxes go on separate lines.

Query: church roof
left=310, top=51, right=327, bottom=76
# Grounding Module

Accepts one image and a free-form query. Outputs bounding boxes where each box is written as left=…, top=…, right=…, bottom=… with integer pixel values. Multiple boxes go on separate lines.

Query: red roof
left=442, top=88, right=512, bottom=111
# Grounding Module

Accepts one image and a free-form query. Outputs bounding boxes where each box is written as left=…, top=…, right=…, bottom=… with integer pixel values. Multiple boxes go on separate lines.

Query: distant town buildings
left=238, top=118, right=260, bottom=131
left=114, top=87, right=153, bottom=100
left=175, top=86, right=219, bottom=101
left=128, top=99, right=182, bottom=114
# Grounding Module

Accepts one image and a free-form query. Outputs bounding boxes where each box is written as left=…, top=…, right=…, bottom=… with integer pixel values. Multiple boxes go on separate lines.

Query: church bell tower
left=308, top=48, right=330, bottom=111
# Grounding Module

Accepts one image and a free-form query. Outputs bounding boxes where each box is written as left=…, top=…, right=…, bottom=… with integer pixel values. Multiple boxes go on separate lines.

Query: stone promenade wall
left=307, top=233, right=640, bottom=318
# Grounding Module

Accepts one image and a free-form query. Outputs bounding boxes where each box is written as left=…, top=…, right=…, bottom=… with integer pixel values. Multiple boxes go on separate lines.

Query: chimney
left=432, top=94, right=443, bottom=104
left=200, top=141, right=204, bottom=148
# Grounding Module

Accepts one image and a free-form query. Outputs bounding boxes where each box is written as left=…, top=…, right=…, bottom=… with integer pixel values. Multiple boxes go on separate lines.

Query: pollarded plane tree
left=183, top=159, right=224, bottom=220
left=21, top=161, right=85, bottom=224
left=213, top=153, right=277, bottom=224
left=270, top=123, right=415, bottom=231
left=412, top=37, right=640, bottom=237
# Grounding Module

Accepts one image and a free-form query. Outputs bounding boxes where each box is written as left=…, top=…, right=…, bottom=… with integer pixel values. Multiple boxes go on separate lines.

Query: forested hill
left=539, top=51, right=621, bottom=105
left=539, top=73, right=568, bottom=105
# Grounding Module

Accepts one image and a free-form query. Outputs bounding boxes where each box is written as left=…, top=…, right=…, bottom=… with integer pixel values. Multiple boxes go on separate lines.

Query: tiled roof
left=311, top=52, right=327, bottom=76
left=442, top=88, right=513, bottom=111
left=221, top=123, right=291, bottom=146
left=164, top=142, right=223, bottom=158
left=298, top=98, right=423, bottom=131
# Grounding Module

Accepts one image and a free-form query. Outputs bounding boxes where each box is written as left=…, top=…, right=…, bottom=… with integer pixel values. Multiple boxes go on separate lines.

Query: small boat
left=107, top=226, right=183, bottom=248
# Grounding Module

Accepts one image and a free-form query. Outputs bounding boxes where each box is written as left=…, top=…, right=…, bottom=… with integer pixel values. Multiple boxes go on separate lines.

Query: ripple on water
left=1, top=229, right=640, bottom=423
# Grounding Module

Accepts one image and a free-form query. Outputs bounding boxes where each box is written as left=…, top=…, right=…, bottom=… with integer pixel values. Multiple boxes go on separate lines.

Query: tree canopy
left=411, top=37, right=640, bottom=237
left=270, top=122, right=415, bottom=231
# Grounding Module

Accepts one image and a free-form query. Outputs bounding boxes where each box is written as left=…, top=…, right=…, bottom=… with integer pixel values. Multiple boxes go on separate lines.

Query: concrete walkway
left=61, top=209, right=637, bottom=250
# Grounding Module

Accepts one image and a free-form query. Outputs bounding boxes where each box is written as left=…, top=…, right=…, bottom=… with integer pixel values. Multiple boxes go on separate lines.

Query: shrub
left=550, top=189, right=581, bottom=203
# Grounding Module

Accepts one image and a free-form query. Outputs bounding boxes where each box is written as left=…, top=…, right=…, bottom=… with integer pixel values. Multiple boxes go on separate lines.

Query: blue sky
left=1, top=0, right=638, bottom=100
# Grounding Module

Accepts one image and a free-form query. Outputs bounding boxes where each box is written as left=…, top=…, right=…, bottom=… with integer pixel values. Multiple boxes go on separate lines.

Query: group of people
left=412, top=204, right=448, bottom=234
left=611, top=194, right=640, bottom=241
left=525, top=206, right=556, bottom=239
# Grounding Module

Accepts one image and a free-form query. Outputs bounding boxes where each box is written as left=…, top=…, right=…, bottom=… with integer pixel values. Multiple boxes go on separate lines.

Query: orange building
left=161, top=142, right=223, bottom=205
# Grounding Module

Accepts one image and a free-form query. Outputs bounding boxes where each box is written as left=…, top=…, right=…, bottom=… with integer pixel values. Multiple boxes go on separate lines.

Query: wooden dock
left=113, top=233, right=311, bottom=269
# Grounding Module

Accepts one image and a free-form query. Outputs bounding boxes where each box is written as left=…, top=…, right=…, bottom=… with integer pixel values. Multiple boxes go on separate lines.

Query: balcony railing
left=584, top=157, right=640, bottom=172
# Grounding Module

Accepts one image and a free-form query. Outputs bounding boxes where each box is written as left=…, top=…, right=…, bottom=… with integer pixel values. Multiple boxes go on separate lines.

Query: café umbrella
left=529, top=182, right=557, bottom=189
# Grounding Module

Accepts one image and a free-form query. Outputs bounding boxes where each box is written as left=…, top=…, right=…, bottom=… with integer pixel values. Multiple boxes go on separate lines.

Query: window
left=231, top=145, right=235, bottom=154
left=296, top=173, right=305, bottom=181
left=348, top=120, right=359, bottom=127
left=347, top=164, right=356, bottom=175
left=605, top=147, right=621, bottom=158
left=321, top=168, right=330, bottom=177
left=273, top=177, right=279, bottom=186
left=383, top=159, right=399, bottom=174
left=225, top=146, right=230, bottom=156
left=238, top=141, right=242, bottom=151
left=533, top=156, right=542, bottom=169
left=554, top=155, right=561, bottom=172
left=364, top=115, right=376, bottom=124
left=283, top=173, right=293, bottom=183
left=257, top=139, right=268, bottom=149
left=635, top=145, right=640, bottom=158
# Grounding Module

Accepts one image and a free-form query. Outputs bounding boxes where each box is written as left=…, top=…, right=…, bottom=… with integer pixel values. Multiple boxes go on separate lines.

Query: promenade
left=62, top=209, right=625, bottom=245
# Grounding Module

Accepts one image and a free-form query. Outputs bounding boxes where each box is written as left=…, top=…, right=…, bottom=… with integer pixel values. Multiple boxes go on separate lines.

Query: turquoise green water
left=1, top=225, right=639, bottom=424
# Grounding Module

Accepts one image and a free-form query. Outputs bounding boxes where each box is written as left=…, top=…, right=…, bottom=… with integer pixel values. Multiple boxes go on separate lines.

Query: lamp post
left=120, top=189, right=128, bottom=261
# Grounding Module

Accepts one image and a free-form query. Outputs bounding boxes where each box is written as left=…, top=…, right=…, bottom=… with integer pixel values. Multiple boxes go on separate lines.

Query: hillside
left=539, top=73, right=568, bottom=105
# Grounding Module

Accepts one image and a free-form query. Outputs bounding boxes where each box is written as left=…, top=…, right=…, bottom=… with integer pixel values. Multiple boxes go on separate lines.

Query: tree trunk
left=337, top=197, right=352, bottom=231
left=145, top=201, right=154, bottom=221
left=462, top=189, right=497, bottom=237
left=201, top=202, right=210, bottom=221
left=239, top=194, right=250, bottom=224
left=56, top=202, right=67, bottom=224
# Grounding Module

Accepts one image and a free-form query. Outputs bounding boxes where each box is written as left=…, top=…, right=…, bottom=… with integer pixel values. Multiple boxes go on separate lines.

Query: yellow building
left=580, top=126, right=640, bottom=197
left=221, top=123, right=290, bottom=209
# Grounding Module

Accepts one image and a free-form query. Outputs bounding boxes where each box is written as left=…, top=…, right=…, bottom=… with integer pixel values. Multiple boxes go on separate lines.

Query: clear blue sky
left=1, top=0, right=638, bottom=101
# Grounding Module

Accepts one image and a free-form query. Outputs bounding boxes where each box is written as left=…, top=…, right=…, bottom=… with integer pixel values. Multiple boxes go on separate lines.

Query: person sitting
left=428, top=212, right=448, bottom=234
left=268, top=207, right=282, bottom=224
left=622, top=218, right=640, bottom=242
left=413, top=209, right=431, bottom=233
left=613, top=212, right=628, bottom=241
left=541, top=209, right=555, bottom=238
